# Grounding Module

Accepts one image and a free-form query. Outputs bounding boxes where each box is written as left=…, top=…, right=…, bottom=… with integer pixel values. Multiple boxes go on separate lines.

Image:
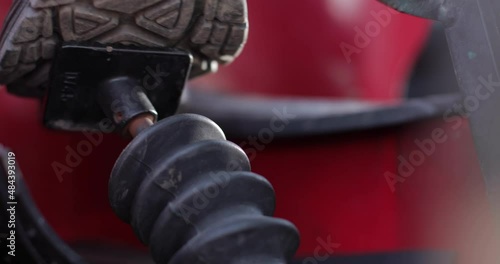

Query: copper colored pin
left=126, top=114, right=155, bottom=138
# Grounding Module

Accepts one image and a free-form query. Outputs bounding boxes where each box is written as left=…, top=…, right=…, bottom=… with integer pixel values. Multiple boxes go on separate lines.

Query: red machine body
left=0, top=0, right=496, bottom=263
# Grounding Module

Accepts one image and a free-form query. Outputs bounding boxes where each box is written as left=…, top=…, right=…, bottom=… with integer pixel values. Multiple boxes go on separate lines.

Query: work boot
left=0, top=0, right=248, bottom=97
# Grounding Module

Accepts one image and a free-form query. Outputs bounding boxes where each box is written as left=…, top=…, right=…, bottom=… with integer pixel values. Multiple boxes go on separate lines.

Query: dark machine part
left=97, top=76, right=158, bottom=137
left=179, top=89, right=462, bottom=138
left=0, top=146, right=85, bottom=264
left=44, top=43, right=192, bottom=132
left=108, top=113, right=300, bottom=264
left=379, top=0, right=500, bottom=243
left=39, top=43, right=301, bottom=263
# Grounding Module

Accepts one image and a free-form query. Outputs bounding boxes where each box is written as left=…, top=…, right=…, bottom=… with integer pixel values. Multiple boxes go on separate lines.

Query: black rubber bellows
left=108, top=114, right=300, bottom=264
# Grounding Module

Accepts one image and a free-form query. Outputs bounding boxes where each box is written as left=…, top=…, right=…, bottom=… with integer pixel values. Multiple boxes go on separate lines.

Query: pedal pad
left=43, top=43, right=192, bottom=132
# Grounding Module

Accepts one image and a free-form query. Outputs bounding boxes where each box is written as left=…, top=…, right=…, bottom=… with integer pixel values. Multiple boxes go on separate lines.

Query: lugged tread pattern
left=0, top=5, right=56, bottom=85
left=192, top=0, right=248, bottom=62
left=0, top=0, right=248, bottom=97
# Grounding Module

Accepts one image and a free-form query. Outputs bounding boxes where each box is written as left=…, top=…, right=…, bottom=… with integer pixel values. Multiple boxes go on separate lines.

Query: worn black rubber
left=109, top=114, right=300, bottom=264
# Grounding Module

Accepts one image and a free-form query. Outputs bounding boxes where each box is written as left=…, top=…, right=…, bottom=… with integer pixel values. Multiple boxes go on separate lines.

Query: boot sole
left=0, top=0, right=248, bottom=97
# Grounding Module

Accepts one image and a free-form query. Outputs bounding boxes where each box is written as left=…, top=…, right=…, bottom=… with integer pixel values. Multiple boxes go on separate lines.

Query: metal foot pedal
left=44, top=43, right=192, bottom=132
